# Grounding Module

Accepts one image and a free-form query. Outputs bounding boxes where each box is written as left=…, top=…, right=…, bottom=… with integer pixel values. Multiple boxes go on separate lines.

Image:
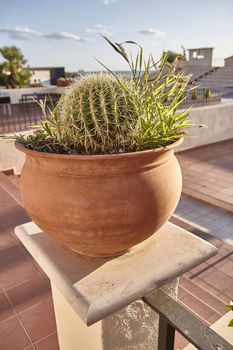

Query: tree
left=0, top=46, right=31, bottom=88
left=164, top=50, right=186, bottom=64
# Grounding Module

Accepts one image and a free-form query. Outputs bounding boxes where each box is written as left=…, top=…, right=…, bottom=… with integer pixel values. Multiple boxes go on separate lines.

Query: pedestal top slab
left=15, top=222, right=217, bottom=325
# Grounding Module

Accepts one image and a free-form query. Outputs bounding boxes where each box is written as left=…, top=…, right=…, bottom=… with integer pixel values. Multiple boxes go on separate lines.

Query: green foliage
left=14, top=37, right=193, bottom=154
left=98, top=36, right=191, bottom=150
left=191, top=89, right=197, bottom=100
left=227, top=300, right=233, bottom=327
left=204, top=89, right=212, bottom=99
left=163, top=50, right=186, bottom=64
left=0, top=46, right=31, bottom=89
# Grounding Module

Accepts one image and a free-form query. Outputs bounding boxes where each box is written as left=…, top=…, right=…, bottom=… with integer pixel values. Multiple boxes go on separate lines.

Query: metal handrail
left=143, top=290, right=233, bottom=350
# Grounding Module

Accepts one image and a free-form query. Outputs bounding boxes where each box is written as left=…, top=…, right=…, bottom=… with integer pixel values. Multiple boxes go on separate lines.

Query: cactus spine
left=56, top=73, right=138, bottom=154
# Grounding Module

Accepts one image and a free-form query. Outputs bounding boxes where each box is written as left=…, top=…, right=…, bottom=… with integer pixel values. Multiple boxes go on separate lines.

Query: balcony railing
left=0, top=93, right=60, bottom=134
left=1, top=88, right=233, bottom=135
left=144, top=290, right=233, bottom=350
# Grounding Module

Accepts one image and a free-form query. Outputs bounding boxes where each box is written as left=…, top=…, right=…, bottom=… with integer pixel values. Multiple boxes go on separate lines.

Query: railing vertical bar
left=158, top=315, right=175, bottom=350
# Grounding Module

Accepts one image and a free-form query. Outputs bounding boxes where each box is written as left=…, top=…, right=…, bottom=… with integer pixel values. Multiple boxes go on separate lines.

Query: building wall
left=0, top=86, right=59, bottom=104
left=178, top=102, right=233, bottom=151
left=225, top=56, right=233, bottom=66
left=30, top=70, right=51, bottom=85
left=187, top=48, right=213, bottom=66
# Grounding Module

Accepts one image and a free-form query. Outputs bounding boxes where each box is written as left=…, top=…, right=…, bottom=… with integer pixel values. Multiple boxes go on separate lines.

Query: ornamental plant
left=15, top=37, right=192, bottom=154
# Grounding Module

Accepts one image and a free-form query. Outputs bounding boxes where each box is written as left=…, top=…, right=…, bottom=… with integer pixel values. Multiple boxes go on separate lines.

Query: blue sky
left=0, top=0, right=232, bottom=71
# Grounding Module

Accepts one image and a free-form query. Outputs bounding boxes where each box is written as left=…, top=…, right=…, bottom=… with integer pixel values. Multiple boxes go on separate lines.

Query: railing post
left=158, top=315, right=175, bottom=350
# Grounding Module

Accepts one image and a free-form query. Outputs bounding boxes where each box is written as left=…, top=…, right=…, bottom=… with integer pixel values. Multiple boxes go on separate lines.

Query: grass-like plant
left=14, top=37, right=192, bottom=154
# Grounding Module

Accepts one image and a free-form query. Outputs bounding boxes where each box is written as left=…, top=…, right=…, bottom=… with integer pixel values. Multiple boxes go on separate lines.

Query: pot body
left=16, top=141, right=182, bottom=257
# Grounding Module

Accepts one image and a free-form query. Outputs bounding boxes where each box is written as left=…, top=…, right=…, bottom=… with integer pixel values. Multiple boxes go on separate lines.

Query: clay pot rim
left=15, top=137, right=183, bottom=160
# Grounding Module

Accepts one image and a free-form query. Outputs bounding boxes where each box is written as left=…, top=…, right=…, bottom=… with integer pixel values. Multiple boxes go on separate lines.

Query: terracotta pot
left=15, top=138, right=183, bottom=257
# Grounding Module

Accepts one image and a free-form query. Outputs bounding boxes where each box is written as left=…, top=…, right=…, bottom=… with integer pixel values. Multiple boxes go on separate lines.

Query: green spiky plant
left=14, top=37, right=193, bottom=155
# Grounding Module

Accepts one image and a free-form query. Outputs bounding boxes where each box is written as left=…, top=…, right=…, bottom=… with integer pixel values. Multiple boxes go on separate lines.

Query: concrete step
left=0, top=172, right=22, bottom=206
left=179, top=275, right=228, bottom=318
left=3, top=170, right=20, bottom=187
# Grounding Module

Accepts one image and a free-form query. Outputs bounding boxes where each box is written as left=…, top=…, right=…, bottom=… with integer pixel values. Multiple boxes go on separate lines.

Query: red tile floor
left=0, top=153, right=233, bottom=349
left=177, top=139, right=233, bottom=212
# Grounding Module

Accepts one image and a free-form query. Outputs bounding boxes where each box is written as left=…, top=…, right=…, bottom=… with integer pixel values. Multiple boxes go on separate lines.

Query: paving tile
left=0, top=291, right=14, bottom=323
left=19, top=298, right=56, bottom=342
left=0, top=258, right=40, bottom=290
left=186, top=262, right=210, bottom=278
left=223, top=284, right=233, bottom=299
left=0, top=202, right=30, bottom=232
left=0, top=316, right=31, bottom=350
left=6, top=276, right=51, bottom=313
left=178, top=285, right=188, bottom=300
left=217, top=260, right=233, bottom=278
left=174, top=332, right=190, bottom=350
left=193, top=277, right=222, bottom=297
left=180, top=293, right=217, bottom=321
left=200, top=269, right=233, bottom=292
left=0, top=229, right=16, bottom=249
left=217, top=293, right=232, bottom=304
left=180, top=276, right=228, bottom=315
left=206, top=312, right=222, bottom=325
left=0, top=245, right=26, bottom=270
left=34, top=332, right=59, bottom=350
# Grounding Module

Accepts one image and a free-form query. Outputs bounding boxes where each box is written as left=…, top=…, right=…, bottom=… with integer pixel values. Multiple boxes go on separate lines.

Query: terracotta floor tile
left=0, top=245, right=26, bottom=270
left=6, top=276, right=51, bottom=313
left=0, top=316, right=31, bottom=350
left=0, top=203, right=30, bottom=231
left=179, top=276, right=227, bottom=315
left=223, top=284, right=233, bottom=299
left=218, top=293, right=232, bottom=304
left=0, top=187, right=16, bottom=210
left=34, top=332, right=59, bottom=350
left=174, top=332, right=190, bottom=350
left=178, top=286, right=188, bottom=300
left=180, top=294, right=216, bottom=321
left=0, top=258, right=40, bottom=290
left=0, top=291, right=14, bottom=323
left=206, top=312, right=222, bottom=325
left=19, top=298, right=56, bottom=342
left=201, top=269, right=233, bottom=292
left=217, top=260, right=233, bottom=278
left=0, top=229, right=16, bottom=249
left=194, top=277, right=222, bottom=297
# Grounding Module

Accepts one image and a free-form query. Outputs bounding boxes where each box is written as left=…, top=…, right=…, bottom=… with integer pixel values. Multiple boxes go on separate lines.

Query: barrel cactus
left=55, top=73, right=138, bottom=154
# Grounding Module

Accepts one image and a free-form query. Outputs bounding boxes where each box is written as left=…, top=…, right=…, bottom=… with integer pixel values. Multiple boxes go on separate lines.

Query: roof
left=188, top=48, right=214, bottom=51
left=27, top=66, right=65, bottom=71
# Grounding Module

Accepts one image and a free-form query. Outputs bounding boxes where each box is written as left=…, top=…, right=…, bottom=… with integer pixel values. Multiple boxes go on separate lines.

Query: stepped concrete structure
left=181, top=47, right=233, bottom=88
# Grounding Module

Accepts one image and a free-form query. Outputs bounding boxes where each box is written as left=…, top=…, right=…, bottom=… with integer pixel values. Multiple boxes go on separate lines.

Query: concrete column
left=15, top=221, right=216, bottom=350
left=52, top=280, right=178, bottom=350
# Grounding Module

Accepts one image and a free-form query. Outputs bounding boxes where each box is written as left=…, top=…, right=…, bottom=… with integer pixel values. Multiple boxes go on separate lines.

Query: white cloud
left=85, top=24, right=113, bottom=37
left=100, top=0, right=117, bottom=5
left=0, top=27, right=93, bottom=42
left=139, top=29, right=166, bottom=38
left=0, top=27, right=42, bottom=40
left=44, top=32, right=92, bottom=42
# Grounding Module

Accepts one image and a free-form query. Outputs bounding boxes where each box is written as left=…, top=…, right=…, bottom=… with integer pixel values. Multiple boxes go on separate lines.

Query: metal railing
left=143, top=290, right=233, bottom=350
left=1, top=88, right=233, bottom=135
left=0, top=93, right=60, bottom=134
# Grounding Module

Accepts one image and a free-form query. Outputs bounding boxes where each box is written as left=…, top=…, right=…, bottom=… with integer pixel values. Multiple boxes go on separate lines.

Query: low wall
left=177, top=101, right=233, bottom=151
left=0, top=134, right=27, bottom=175
left=0, top=86, right=59, bottom=104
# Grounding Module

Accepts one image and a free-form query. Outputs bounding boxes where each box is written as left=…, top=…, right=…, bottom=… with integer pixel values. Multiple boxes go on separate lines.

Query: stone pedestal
left=15, top=221, right=217, bottom=350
